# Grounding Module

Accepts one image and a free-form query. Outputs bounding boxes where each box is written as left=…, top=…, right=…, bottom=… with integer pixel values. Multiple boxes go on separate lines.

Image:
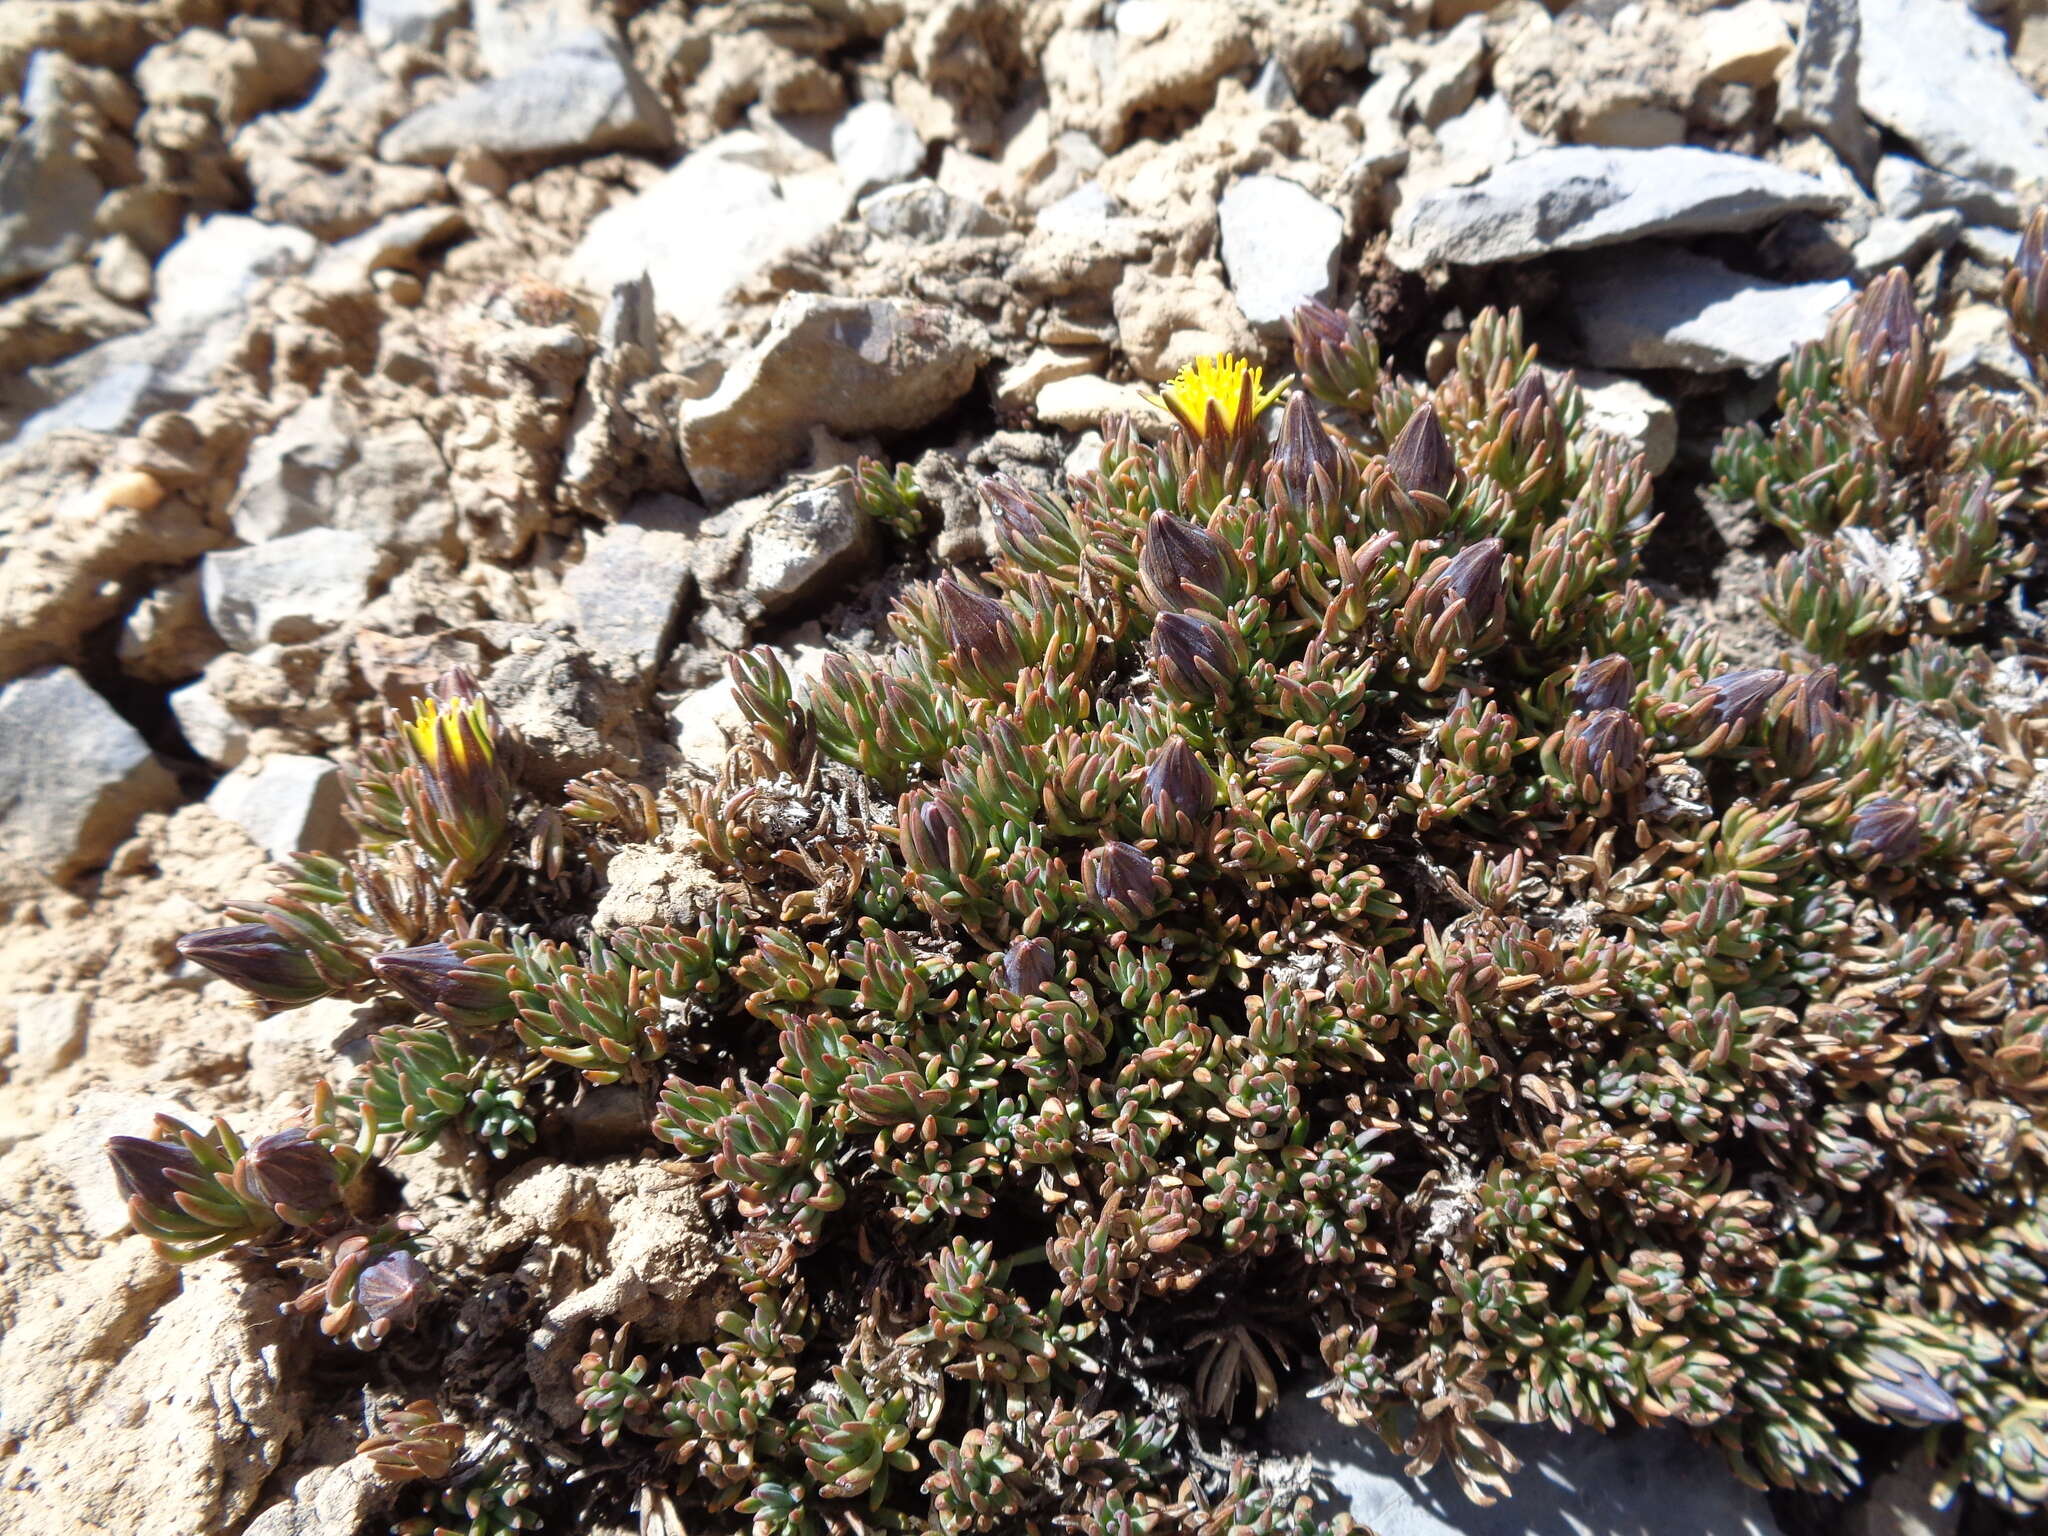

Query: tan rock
left=1033, top=373, right=1161, bottom=431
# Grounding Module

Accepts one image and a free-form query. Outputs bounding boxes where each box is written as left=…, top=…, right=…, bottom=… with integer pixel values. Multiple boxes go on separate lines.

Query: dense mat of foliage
left=115, top=216, right=2048, bottom=1534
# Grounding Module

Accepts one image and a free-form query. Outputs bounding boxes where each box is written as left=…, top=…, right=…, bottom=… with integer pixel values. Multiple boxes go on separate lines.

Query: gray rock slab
left=1264, top=1390, right=1783, bottom=1536
left=200, top=528, right=384, bottom=651
left=1565, top=245, right=1851, bottom=372
left=1388, top=145, right=1841, bottom=270
left=1874, top=155, right=2023, bottom=229
left=12, top=991, right=89, bottom=1077
left=859, top=179, right=1008, bottom=242
left=0, top=114, right=101, bottom=290
left=378, top=30, right=671, bottom=164
left=169, top=675, right=249, bottom=770
left=565, top=133, right=848, bottom=335
left=0, top=666, right=176, bottom=897
left=1859, top=0, right=2048, bottom=192
left=360, top=0, right=467, bottom=49
left=1218, top=174, right=1344, bottom=329
left=206, top=754, right=347, bottom=862
left=1852, top=210, right=1963, bottom=275
left=561, top=494, right=701, bottom=675
left=1777, top=0, right=1876, bottom=172
left=678, top=294, right=989, bottom=504
left=231, top=392, right=360, bottom=543
left=831, top=101, right=925, bottom=196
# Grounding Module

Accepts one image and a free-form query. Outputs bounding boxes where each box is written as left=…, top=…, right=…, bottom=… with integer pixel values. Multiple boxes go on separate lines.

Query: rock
left=1400, top=93, right=1550, bottom=202
left=1845, top=1457, right=1959, bottom=1536
left=1695, top=0, right=1793, bottom=85
left=859, top=179, right=1007, bottom=242
left=565, top=132, right=847, bottom=335
left=118, top=571, right=221, bottom=685
left=1959, top=225, right=2020, bottom=267
left=1263, top=1388, right=1785, bottom=1536
left=1564, top=246, right=1852, bottom=372
left=307, top=205, right=467, bottom=293
left=1940, top=301, right=2032, bottom=388
left=1858, top=0, right=2048, bottom=192
left=206, top=755, right=347, bottom=862
left=1036, top=180, right=1124, bottom=237
left=689, top=478, right=875, bottom=620
left=169, top=675, right=249, bottom=769
left=678, top=295, right=989, bottom=504
left=15, top=216, right=317, bottom=448
left=996, top=347, right=1104, bottom=413
left=0, top=262, right=144, bottom=376
left=0, top=666, right=176, bottom=899
left=0, top=111, right=101, bottom=289
left=1217, top=174, right=1345, bottom=331
left=378, top=30, right=672, bottom=165
left=1389, top=146, right=1841, bottom=270
left=11, top=991, right=88, bottom=1077
left=230, top=392, right=359, bottom=544
left=1369, top=15, right=1489, bottom=129
left=1873, top=155, right=2023, bottom=229
left=472, top=0, right=609, bottom=73
left=200, top=529, right=385, bottom=651
left=360, top=0, right=467, bottom=49
left=1572, top=369, right=1678, bottom=473
left=670, top=642, right=829, bottom=767
left=832, top=100, right=925, bottom=196
left=561, top=494, right=701, bottom=676
left=1034, top=373, right=1159, bottom=430
left=1852, top=210, right=1963, bottom=274
left=134, top=21, right=322, bottom=126
left=1042, top=1, right=1256, bottom=151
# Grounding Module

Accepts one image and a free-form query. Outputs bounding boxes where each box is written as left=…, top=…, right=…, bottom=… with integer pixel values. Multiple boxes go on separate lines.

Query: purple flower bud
left=1144, top=737, right=1216, bottom=834
left=357, top=1251, right=435, bottom=1330
left=1293, top=299, right=1349, bottom=352
left=900, top=794, right=972, bottom=879
left=935, top=577, right=1023, bottom=691
left=1570, top=655, right=1636, bottom=713
left=1151, top=610, right=1241, bottom=703
left=1561, top=709, right=1643, bottom=797
left=982, top=476, right=1048, bottom=545
left=1509, top=370, right=1551, bottom=420
left=1858, top=269, right=1919, bottom=363
left=1855, top=1346, right=1960, bottom=1425
left=108, top=1133, right=203, bottom=1210
left=1387, top=401, right=1455, bottom=500
left=1082, top=841, right=1160, bottom=923
left=176, top=923, right=329, bottom=1006
left=241, top=1128, right=343, bottom=1222
left=1001, top=937, right=1056, bottom=996
left=371, top=943, right=514, bottom=1029
left=1850, top=796, right=1922, bottom=862
left=1138, top=512, right=1228, bottom=613
left=1697, top=668, right=1789, bottom=731
left=1440, top=538, right=1506, bottom=624
left=1275, top=392, right=1341, bottom=507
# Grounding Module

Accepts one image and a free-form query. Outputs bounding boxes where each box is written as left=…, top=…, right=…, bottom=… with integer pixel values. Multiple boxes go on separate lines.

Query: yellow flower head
left=403, top=693, right=496, bottom=780
left=1148, top=355, right=1291, bottom=441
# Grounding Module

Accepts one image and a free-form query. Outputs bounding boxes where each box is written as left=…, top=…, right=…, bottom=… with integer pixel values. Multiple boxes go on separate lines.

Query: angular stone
left=859, top=179, right=1007, bottom=242
left=0, top=666, right=176, bottom=898
left=1218, top=174, right=1345, bottom=331
left=1263, top=1389, right=1785, bottom=1536
left=378, top=29, right=671, bottom=164
left=703, top=479, right=875, bottom=618
left=565, top=132, right=848, bottom=335
left=1852, top=210, right=1963, bottom=275
left=561, top=494, right=701, bottom=675
left=200, top=528, right=384, bottom=651
left=831, top=100, right=925, bottom=196
left=0, top=111, right=101, bottom=289
left=206, top=754, right=347, bottom=862
left=1573, top=369, right=1678, bottom=474
left=678, top=295, right=989, bottom=504
left=118, top=570, right=222, bottom=685
left=996, top=347, right=1104, bottom=413
left=169, top=675, right=249, bottom=770
left=230, top=392, right=359, bottom=543
left=1034, top=373, right=1158, bottom=430
left=1873, top=155, right=2023, bottom=230
left=1859, top=0, right=2048, bottom=192
left=1564, top=246, right=1852, bottom=373
left=1695, top=0, right=1793, bottom=85
left=472, top=0, right=608, bottom=73
left=1388, top=146, right=1841, bottom=270
left=11, top=991, right=88, bottom=1077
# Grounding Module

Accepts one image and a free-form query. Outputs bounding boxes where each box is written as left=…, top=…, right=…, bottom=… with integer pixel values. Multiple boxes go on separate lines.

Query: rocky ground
left=0, top=0, right=2044, bottom=1531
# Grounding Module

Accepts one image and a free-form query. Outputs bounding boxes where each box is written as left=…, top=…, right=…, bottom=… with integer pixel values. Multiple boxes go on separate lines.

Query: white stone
left=1218, top=175, right=1345, bottom=330
left=1852, top=210, right=1963, bottom=274
left=565, top=133, right=849, bottom=335
left=200, top=528, right=384, bottom=651
left=153, top=215, right=320, bottom=329
left=1858, top=0, right=2048, bottom=192
left=1565, top=246, right=1852, bottom=373
left=858, top=179, right=1007, bottom=242
left=1695, top=0, right=1793, bottom=84
left=830, top=101, right=925, bottom=197
left=1389, top=146, right=1841, bottom=270
left=1778, top=0, right=1876, bottom=171
left=1572, top=369, right=1678, bottom=473
left=12, top=992, right=89, bottom=1078
left=1036, top=182, right=1123, bottom=237
left=359, top=0, right=466, bottom=49
left=206, top=755, right=347, bottom=862
left=1874, top=155, right=2023, bottom=229
left=561, top=494, right=701, bottom=675
left=1940, top=301, right=2032, bottom=388
left=997, top=347, right=1104, bottom=412
left=169, top=676, right=249, bottom=770
left=1034, top=374, right=1159, bottom=430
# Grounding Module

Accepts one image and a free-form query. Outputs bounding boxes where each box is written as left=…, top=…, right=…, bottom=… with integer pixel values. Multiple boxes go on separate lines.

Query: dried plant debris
left=123, top=233, right=2048, bottom=1534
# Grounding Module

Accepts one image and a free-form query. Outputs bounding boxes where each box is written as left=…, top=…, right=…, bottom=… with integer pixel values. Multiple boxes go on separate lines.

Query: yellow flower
left=403, top=694, right=495, bottom=777
left=1148, top=355, right=1292, bottom=441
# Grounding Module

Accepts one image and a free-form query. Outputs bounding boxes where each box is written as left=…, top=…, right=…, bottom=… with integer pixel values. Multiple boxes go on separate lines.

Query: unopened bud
left=241, top=1128, right=343, bottom=1223
left=1138, top=512, right=1228, bottom=613
left=1857, top=269, right=1919, bottom=363
left=372, top=942, right=514, bottom=1029
left=1440, top=538, right=1507, bottom=625
left=1082, top=841, right=1161, bottom=924
left=900, top=794, right=972, bottom=880
left=1560, top=708, right=1644, bottom=800
left=1695, top=667, right=1789, bottom=734
left=1851, top=1346, right=1960, bottom=1425
left=108, top=1133, right=203, bottom=1210
left=1001, top=937, right=1056, bottom=996
left=935, top=577, right=1024, bottom=692
left=1144, top=737, right=1217, bottom=840
left=1387, top=402, right=1456, bottom=500
left=177, top=923, right=331, bottom=1006
left=357, top=1251, right=435, bottom=1331
left=1849, top=796, right=1922, bottom=863
left=1275, top=392, right=1341, bottom=507
left=1570, top=655, right=1636, bottom=713
left=1151, top=610, right=1242, bottom=704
